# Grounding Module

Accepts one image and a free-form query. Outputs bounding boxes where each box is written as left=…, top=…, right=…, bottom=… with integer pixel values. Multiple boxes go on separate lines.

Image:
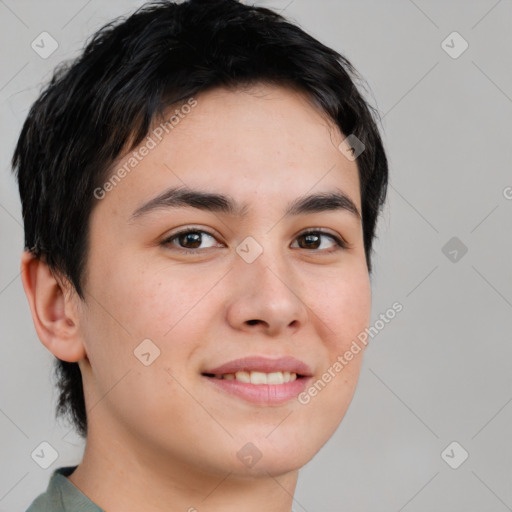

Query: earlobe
left=20, top=250, right=86, bottom=363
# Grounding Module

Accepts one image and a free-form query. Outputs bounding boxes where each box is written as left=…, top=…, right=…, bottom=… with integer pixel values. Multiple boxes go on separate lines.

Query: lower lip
left=203, top=375, right=312, bottom=405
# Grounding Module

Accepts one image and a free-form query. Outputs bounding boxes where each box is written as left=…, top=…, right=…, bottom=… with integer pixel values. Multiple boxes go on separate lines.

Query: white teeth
left=250, top=371, right=268, bottom=384
left=213, top=371, right=298, bottom=384
left=236, top=371, right=251, bottom=383
left=266, top=372, right=284, bottom=385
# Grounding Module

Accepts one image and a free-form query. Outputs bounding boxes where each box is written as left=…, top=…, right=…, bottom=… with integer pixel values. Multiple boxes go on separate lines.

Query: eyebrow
left=130, top=186, right=361, bottom=221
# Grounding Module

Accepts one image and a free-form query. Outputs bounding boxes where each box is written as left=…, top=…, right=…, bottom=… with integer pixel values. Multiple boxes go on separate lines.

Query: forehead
left=98, top=83, right=361, bottom=219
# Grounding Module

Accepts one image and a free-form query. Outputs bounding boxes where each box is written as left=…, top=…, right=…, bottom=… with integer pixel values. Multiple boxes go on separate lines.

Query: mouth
left=201, top=370, right=305, bottom=384
left=201, top=356, right=313, bottom=405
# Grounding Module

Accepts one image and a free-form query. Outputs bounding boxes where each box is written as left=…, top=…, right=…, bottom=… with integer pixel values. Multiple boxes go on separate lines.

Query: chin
left=225, top=431, right=321, bottom=478
left=228, top=453, right=308, bottom=480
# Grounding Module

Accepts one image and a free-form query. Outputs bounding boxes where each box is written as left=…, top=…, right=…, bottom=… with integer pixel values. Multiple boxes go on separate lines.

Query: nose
left=225, top=244, right=309, bottom=337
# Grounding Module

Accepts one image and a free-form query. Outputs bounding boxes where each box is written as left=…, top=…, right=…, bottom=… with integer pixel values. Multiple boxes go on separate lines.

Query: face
left=78, top=83, right=371, bottom=480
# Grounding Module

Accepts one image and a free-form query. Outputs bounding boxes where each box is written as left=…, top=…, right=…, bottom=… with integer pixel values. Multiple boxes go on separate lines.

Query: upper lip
left=203, top=356, right=313, bottom=377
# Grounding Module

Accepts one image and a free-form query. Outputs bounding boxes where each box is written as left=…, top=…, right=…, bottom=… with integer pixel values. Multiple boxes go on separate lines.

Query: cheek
left=313, top=265, right=372, bottom=352
left=89, top=251, right=210, bottom=341
left=304, top=265, right=370, bottom=416
left=81, top=256, right=222, bottom=409
left=79, top=262, right=203, bottom=422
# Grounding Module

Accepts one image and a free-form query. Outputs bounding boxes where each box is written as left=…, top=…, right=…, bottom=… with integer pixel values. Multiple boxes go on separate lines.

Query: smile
left=202, top=372, right=311, bottom=406
left=208, top=370, right=298, bottom=384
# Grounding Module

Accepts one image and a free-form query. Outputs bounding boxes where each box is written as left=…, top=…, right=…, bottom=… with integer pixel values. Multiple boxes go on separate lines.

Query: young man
left=14, top=0, right=388, bottom=510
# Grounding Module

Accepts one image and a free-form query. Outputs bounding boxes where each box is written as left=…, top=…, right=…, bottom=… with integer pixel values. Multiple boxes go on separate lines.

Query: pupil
left=302, top=234, right=319, bottom=249
left=181, top=232, right=201, bottom=248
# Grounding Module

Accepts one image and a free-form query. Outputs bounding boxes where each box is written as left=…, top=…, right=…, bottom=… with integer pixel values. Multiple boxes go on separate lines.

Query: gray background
left=1, top=0, right=511, bottom=510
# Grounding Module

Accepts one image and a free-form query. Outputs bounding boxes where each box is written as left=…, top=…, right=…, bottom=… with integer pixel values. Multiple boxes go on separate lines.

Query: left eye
left=161, top=228, right=346, bottom=253
left=291, top=230, right=346, bottom=251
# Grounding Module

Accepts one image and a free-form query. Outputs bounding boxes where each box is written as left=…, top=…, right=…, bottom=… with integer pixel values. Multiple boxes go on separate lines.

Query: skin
left=21, top=83, right=371, bottom=512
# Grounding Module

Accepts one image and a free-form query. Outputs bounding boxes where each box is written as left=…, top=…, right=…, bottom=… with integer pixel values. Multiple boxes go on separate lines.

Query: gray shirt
left=26, top=466, right=104, bottom=512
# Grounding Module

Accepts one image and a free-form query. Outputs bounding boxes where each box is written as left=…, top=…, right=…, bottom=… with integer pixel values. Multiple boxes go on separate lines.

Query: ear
left=20, top=250, right=86, bottom=362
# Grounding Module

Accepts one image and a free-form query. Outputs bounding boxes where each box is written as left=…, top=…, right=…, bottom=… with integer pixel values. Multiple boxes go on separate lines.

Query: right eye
left=161, top=228, right=223, bottom=253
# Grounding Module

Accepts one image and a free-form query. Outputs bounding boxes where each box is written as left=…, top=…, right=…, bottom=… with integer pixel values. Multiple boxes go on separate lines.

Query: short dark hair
left=12, top=0, right=388, bottom=438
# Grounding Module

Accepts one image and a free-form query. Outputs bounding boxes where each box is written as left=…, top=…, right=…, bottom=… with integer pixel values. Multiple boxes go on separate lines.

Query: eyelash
left=160, top=227, right=348, bottom=254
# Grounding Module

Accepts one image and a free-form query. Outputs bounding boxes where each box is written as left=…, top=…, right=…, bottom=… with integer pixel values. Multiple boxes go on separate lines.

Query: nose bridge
left=226, top=230, right=308, bottom=334
left=236, top=230, right=293, bottom=294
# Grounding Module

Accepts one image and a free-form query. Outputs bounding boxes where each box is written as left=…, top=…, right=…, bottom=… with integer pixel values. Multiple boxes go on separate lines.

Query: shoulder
left=26, top=466, right=105, bottom=512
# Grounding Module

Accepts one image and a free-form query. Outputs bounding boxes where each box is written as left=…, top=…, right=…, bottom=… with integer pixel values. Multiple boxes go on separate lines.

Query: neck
left=68, top=422, right=299, bottom=512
